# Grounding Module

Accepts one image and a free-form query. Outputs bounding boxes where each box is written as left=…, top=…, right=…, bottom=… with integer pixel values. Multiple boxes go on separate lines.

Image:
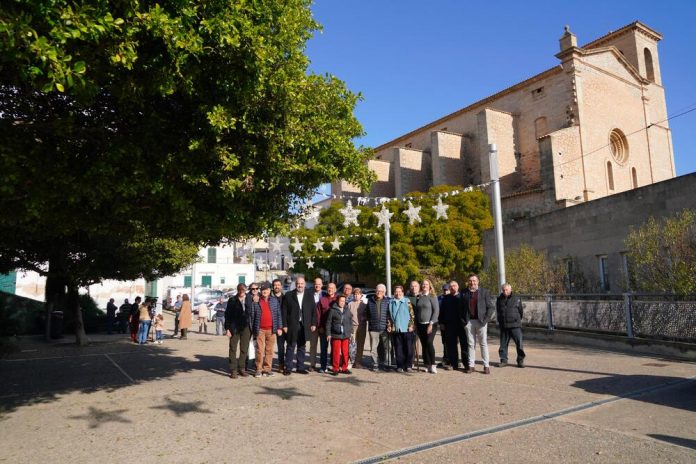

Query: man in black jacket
left=461, top=274, right=495, bottom=374
left=225, top=283, right=253, bottom=379
left=496, top=283, right=526, bottom=368
left=438, top=281, right=469, bottom=371
left=281, top=276, right=317, bottom=375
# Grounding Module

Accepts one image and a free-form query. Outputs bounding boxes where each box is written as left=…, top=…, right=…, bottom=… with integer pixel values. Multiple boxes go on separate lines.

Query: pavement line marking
left=353, top=376, right=696, bottom=464
left=104, top=354, right=135, bottom=384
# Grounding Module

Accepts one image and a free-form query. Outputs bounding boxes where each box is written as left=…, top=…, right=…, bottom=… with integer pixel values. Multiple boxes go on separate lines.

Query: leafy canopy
left=0, top=0, right=374, bottom=285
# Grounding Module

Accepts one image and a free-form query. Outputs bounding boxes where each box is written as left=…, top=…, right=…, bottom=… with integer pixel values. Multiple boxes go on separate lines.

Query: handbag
left=248, top=338, right=256, bottom=360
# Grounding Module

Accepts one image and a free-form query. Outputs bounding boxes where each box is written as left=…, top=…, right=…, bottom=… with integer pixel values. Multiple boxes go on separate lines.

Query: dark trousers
left=106, top=315, right=114, bottom=334
left=444, top=324, right=469, bottom=368
left=499, top=327, right=526, bottom=364
left=286, top=324, right=307, bottom=372
left=276, top=332, right=287, bottom=366
left=416, top=323, right=438, bottom=366
left=229, top=326, right=252, bottom=373
left=173, top=314, right=180, bottom=335
left=319, top=333, right=329, bottom=370
left=393, top=331, right=415, bottom=370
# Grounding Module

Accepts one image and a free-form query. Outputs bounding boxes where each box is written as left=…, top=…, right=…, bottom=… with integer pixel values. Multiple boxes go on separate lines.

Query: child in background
left=154, top=314, right=165, bottom=344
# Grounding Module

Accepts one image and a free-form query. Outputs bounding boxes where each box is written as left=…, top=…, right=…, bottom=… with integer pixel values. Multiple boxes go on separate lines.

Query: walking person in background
left=197, top=301, right=209, bottom=334
left=252, top=283, right=282, bottom=377
left=214, top=297, right=226, bottom=336
left=226, top=284, right=252, bottom=378
left=153, top=313, right=165, bottom=344
left=173, top=294, right=182, bottom=337
left=415, top=279, right=440, bottom=374
left=496, top=283, right=526, bottom=368
left=137, top=299, right=151, bottom=345
left=106, top=298, right=117, bottom=334
left=117, top=299, right=130, bottom=334
left=462, top=274, right=495, bottom=374
left=387, top=286, right=415, bottom=373
left=326, top=294, right=353, bottom=376
left=178, top=294, right=192, bottom=340
left=129, top=296, right=142, bottom=343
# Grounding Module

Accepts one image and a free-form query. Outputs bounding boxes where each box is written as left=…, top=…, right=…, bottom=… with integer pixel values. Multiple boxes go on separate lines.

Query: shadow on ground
left=0, top=338, right=231, bottom=415
left=647, top=434, right=696, bottom=450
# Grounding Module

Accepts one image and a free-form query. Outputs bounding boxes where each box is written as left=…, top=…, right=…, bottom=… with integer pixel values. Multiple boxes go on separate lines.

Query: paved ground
left=1, top=321, right=695, bottom=464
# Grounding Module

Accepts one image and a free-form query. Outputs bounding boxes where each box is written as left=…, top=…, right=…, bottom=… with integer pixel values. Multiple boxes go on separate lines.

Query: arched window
left=610, top=129, right=629, bottom=164
left=632, top=167, right=638, bottom=188
left=607, top=162, right=614, bottom=191
left=535, top=117, right=548, bottom=139
left=644, top=48, right=655, bottom=82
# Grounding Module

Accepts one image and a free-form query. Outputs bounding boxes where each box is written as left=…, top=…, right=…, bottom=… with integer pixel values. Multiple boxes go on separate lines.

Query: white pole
left=489, top=143, right=506, bottom=286
left=385, top=221, right=392, bottom=296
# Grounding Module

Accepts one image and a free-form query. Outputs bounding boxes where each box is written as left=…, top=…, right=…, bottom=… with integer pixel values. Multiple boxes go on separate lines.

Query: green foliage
left=290, top=185, right=493, bottom=288
left=480, top=245, right=565, bottom=294
left=0, top=291, right=44, bottom=336
left=0, top=1, right=373, bottom=290
left=624, top=210, right=696, bottom=294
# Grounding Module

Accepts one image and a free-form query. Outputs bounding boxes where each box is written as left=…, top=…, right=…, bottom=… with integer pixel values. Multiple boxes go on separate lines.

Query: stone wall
left=483, top=173, right=696, bottom=293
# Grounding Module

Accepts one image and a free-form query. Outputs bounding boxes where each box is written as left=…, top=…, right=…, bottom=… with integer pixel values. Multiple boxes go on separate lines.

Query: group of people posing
left=223, top=274, right=527, bottom=379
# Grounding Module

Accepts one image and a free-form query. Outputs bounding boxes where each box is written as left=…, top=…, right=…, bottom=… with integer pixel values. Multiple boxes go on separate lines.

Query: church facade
left=335, top=21, right=689, bottom=292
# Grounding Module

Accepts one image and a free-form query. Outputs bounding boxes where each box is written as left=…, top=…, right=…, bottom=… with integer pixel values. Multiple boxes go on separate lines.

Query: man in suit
left=461, top=274, right=495, bottom=374
left=281, top=276, right=317, bottom=375
left=438, top=280, right=469, bottom=371
left=225, top=283, right=253, bottom=379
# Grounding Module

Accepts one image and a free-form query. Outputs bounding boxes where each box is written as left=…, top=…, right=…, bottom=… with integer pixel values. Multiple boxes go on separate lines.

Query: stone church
left=334, top=21, right=694, bottom=292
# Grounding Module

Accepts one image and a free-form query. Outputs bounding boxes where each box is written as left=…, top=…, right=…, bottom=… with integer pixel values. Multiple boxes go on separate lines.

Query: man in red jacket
left=314, top=282, right=337, bottom=373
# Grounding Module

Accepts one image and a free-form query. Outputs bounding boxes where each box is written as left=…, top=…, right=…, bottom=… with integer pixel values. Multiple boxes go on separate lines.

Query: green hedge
left=0, top=291, right=104, bottom=336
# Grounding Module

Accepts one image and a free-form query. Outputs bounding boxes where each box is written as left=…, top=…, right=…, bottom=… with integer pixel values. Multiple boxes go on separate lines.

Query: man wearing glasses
left=308, top=277, right=325, bottom=371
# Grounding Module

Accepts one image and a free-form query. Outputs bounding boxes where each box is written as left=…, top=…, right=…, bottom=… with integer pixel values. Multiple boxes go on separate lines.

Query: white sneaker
left=430, top=365, right=437, bottom=374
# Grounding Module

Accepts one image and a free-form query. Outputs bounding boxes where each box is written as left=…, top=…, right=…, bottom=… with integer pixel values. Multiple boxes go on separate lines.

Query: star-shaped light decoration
left=330, top=237, right=341, bottom=251
left=256, top=257, right=266, bottom=267
left=270, top=237, right=282, bottom=253
left=339, top=200, right=360, bottom=227
left=239, top=255, right=249, bottom=264
left=290, top=237, right=303, bottom=253
left=270, top=258, right=279, bottom=269
left=432, top=197, right=450, bottom=220
left=403, top=201, right=422, bottom=225
left=303, top=205, right=321, bottom=222
left=286, top=257, right=295, bottom=269
left=373, top=204, right=393, bottom=229
left=312, top=239, right=324, bottom=252
left=306, top=258, right=315, bottom=269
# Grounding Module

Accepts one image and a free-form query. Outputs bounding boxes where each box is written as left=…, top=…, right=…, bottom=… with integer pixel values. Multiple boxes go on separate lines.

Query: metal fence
left=516, top=294, right=696, bottom=343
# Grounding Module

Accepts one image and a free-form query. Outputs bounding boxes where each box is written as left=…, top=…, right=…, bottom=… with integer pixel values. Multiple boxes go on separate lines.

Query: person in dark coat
left=496, top=283, right=526, bottom=368
left=271, top=279, right=287, bottom=373
left=106, top=298, right=117, bottom=334
left=281, top=276, right=317, bottom=375
left=225, top=283, right=253, bottom=379
left=461, top=274, right=496, bottom=374
left=129, top=296, right=141, bottom=343
left=326, top=294, right=353, bottom=375
left=438, top=281, right=468, bottom=371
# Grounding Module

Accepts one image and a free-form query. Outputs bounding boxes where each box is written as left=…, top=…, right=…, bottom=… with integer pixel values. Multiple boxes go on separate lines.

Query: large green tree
left=0, top=0, right=373, bottom=343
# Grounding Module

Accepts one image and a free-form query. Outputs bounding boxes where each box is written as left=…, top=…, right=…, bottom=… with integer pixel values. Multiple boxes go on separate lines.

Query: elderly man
left=461, top=274, right=496, bottom=374
left=496, top=283, right=526, bottom=368
left=225, top=284, right=253, bottom=378
left=281, top=276, right=317, bottom=375
left=308, top=277, right=325, bottom=371
left=366, top=284, right=390, bottom=372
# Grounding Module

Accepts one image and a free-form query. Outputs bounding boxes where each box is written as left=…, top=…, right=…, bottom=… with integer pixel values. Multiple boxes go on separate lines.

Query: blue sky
left=306, top=0, right=696, bottom=178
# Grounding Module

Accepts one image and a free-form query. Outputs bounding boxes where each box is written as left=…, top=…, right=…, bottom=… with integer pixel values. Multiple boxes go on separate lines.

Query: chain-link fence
left=516, top=294, right=696, bottom=342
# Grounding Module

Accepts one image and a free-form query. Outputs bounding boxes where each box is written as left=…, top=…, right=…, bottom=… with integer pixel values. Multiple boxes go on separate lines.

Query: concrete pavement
left=1, top=323, right=694, bottom=463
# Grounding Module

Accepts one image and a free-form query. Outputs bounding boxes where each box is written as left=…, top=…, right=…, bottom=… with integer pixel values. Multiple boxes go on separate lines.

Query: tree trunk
left=67, top=283, right=88, bottom=346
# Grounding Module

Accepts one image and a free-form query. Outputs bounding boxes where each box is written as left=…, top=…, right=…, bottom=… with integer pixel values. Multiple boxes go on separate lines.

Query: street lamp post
left=489, top=143, right=506, bottom=286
